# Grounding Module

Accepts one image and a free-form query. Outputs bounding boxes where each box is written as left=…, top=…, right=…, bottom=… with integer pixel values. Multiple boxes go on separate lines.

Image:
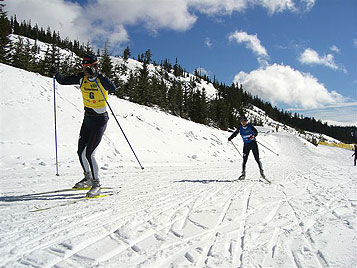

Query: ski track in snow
left=1, top=64, right=356, bottom=268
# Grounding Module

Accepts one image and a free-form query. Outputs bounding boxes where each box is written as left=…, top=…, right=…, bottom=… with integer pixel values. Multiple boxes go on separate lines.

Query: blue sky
left=5, top=0, right=357, bottom=126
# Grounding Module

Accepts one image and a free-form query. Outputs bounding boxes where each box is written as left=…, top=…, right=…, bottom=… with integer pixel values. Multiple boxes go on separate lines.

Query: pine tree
left=123, top=46, right=130, bottom=61
left=23, top=38, right=33, bottom=70
left=85, top=41, right=93, bottom=55
left=0, top=2, right=11, bottom=63
left=11, top=36, right=25, bottom=68
left=100, top=42, right=113, bottom=77
left=38, top=45, right=51, bottom=75
left=144, top=49, right=152, bottom=64
left=138, top=60, right=150, bottom=105
left=28, top=40, right=39, bottom=72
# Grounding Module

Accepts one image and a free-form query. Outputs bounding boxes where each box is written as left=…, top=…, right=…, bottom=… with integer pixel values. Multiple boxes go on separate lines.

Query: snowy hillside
left=0, top=64, right=356, bottom=268
left=9, top=34, right=218, bottom=98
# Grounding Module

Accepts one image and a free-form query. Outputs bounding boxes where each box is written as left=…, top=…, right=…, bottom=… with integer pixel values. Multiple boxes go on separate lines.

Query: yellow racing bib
left=80, top=76, right=108, bottom=109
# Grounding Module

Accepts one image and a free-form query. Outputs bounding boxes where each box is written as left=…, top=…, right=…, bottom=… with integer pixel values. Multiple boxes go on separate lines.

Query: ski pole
left=53, top=77, right=60, bottom=176
left=230, top=141, right=243, bottom=158
left=95, top=80, right=144, bottom=170
left=257, top=140, right=279, bottom=156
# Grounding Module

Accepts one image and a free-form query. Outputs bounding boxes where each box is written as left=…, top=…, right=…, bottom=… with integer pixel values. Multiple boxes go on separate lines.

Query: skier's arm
left=228, top=129, right=239, bottom=141
left=55, top=72, right=84, bottom=85
left=251, top=125, right=258, bottom=137
left=248, top=124, right=258, bottom=140
left=98, top=74, right=116, bottom=93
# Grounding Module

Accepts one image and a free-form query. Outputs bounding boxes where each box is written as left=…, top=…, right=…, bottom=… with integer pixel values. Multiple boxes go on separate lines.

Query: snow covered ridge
left=8, top=34, right=351, bottom=145
left=9, top=34, right=217, bottom=98
left=0, top=64, right=356, bottom=267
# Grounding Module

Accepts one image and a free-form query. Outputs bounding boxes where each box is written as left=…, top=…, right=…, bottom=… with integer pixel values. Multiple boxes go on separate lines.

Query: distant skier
left=228, top=116, right=265, bottom=180
left=353, top=145, right=357, bottom=166
left=50, top=54, right=116, bottom=197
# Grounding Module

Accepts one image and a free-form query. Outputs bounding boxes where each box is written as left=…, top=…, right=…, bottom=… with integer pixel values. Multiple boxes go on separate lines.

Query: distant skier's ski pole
left=257, top=140, right=279, bottom=156
left=95, top=80, right=144, bottom=170
left=53, top=77, right=60, bottom=176
left=230, top=141, right=243, bottom=158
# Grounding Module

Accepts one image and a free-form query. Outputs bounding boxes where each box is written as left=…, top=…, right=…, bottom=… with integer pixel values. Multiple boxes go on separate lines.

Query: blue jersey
left=240, top=124, right=257, bottom=143
left=228, top=123, right=258, bottom=143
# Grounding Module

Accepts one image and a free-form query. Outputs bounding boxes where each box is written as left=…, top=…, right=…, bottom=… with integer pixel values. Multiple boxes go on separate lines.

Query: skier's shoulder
left=249, top=123, right=258, bottom=131
left=56, top=71, right=84, bottom=85
left=97, top=73, right=116, bottom=93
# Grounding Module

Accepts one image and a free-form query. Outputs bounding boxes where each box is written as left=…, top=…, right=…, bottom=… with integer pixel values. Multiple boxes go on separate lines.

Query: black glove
left=49, top=66, right=57, bottom=76
left=84, top=66, right=97, bottom=77
left=228, top=137, right=232, bottom=142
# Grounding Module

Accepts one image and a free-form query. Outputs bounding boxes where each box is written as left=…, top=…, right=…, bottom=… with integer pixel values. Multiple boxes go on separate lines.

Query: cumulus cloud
left=5, top=0, right=83, bottom=41
left=229, top=31, right=269, bottom=65
left=5, top=0, right=197, bottom=52
left=189, top=0, right=314, bottom=15
left=228, top=31, right=268, bottom=57
left=298, top=48, right=346, bottom=73
left=5, top=0, right=316, bottom=52
left=330, top=45, right=340, bottom=53
left=234, top=63, right=345, bottom=108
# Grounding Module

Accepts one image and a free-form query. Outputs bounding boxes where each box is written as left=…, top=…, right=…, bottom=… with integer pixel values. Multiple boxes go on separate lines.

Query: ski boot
left=260, top=169, right=266, bottom=180
left=73, top=171, right=93, bottom=190
left=238, top=172, right=246, bottom=180
left=86, top=178, right=101, bottom=198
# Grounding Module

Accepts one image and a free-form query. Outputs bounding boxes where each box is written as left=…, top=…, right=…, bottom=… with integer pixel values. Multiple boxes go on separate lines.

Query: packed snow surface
left=0, top=64, right=356, bottom=267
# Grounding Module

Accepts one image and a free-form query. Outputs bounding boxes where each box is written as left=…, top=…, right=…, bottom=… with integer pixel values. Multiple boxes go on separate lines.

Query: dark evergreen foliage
left=0, top=2, right=11, bottom=63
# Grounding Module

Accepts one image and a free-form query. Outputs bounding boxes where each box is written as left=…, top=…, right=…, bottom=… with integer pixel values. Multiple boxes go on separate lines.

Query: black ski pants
left=77, top=114, right=108, bottom=183
left=242, top=140, right=263, bottom=173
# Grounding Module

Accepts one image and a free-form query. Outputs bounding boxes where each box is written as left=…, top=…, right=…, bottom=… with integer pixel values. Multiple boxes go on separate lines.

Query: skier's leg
left=252, top=141, right=264, bottom=176
left=73, top=119, right=93, bottom=188
left=77, top=119, right=90, bottom=173
left=85, top=116, right=108, bottom=187
left=241, top=143, right=250, bottom=177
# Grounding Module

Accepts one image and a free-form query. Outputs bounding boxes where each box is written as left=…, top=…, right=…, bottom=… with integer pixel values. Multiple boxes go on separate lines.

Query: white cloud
left=205, top=38, right=212, bottom=48
left=234, top=63, right=346, bottom=108
left=229, top=31, right=269, bottom=64
left=195, top=67, right=210, bottom=76
left=5, top=0, right=83, bottom=42
left=5, top=0, right=197, bottom=52
left=298, top=48, right=346, bottom=73
left=330, top=45, right=340, bottom=53
left=353, top=39, right=357, bottom=48
left=5, top=0, right=316, bottom=53
left=258, top=0, right=296, bottom=14
left=287, top=103, right=357, bottom=126
left=189, top=0, right=314, bottom=15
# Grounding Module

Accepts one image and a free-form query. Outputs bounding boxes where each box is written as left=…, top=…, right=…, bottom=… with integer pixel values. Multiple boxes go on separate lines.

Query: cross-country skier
left=50, top=54, right=116, bottom=197
left=228, top=116, right=265, bottom=180
left=353, top=145, right=357, bottom=166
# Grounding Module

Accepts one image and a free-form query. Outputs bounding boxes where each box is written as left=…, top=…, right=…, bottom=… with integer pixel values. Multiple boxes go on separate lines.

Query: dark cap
left=239, top=115, right=248, bottom=122
left=82, top=54, right=98, bottom=65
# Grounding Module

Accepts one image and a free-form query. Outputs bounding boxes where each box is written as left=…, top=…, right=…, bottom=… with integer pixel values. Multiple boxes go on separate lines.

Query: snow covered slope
left=0, top=64, right=356, bottom=268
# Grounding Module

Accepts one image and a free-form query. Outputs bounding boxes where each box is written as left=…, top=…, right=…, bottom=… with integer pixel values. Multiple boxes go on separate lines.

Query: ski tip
left=85, top=194, right=109, bottom=199
left=72, top=187, right=91, bottom=190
